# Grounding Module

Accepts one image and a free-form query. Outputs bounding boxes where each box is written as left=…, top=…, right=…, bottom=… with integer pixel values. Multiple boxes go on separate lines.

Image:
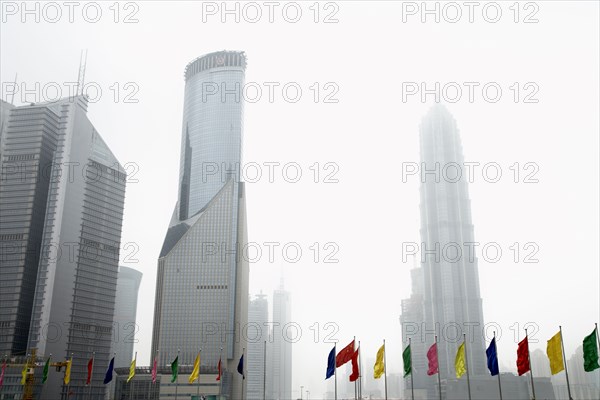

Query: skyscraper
left=151, top=51, right=249, bottom=399
left=270, top=285, right=291, bottom=400
left=0, top=95, right=127, bottom=400
left=247, top=293, right=268, bottom=400
left=402, top=105, right=486, bottom=398
left=112, top=266, right=143, bottom=368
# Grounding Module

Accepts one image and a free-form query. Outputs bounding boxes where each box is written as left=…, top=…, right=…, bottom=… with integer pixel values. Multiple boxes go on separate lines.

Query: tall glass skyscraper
left=402, top=105, right=486, bottom=398
left=0, top=95, right=127, bottom=400
left=112, top=266, right=143, bottom=368
left=151, top=51, right=249, bottom=399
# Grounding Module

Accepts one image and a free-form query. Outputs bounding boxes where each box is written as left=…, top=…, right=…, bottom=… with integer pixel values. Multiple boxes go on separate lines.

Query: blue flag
left=325, top=346, right=336, bottom=379
left=237, top=354, right=244, bottom=379
left=103, top=357, right=115, bottom=384
left=486, top=338, right=499, bottom=376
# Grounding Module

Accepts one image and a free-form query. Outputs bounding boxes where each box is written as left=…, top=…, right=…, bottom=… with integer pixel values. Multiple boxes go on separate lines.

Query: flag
left=547, top=331, right=564, bottom=375
left=373, top=344, right=385, bottom=379
left=20, top=360, right=27, bottom=385
left=583, top=327, right=600, bottom=372
left=455, top=342, right=466, bottom=378
left=336, top=340, right=355, bottom=367
left=216, top=358, right=222, bottom=381
left=486, top=338, right=499, bottom=376
left=325, top=347, right=335, bottom=379
left=427, top=343, right=439, bottom=376
left=237, top=354, right=244, bottom=379
left=151, top=356, right=158, bottom=383
left=42, top=357, right=50, bottom=384
left=87, top=357, right=94, bottom=385
left=127, top=357, right=136, bottom=383
left=517, top=336, right=530, bottom=376
left=0, top=360, right=6, bottom=388
left=403, top=344, right=411, bottom=377
left=64, top=357, right=72, bottom=385
left=349, top=348, right=360, bottom=382
left=171, top=356, right=179, bottom=383
left=189, top=353, right=200, bottom=383
left=103, top=357, right=114, bottom=384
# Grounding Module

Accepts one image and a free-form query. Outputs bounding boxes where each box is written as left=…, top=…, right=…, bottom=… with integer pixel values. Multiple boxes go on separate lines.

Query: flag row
left=2, top=349, right=247, bottom=388
left=323, top=325, right=600, bottom=382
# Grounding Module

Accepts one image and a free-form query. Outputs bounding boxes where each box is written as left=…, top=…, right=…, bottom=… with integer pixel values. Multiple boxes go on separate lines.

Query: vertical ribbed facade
left=270, top=287, right=291, bottom=400
left=402, top=105, right=486, bottom=398
left=112, top=266, right=142, bottom=368
left=247, top=294, right=268, bottom=400
left=0, top=96, right=126, bottom=400
left=151, top=51, right=249, bottom=400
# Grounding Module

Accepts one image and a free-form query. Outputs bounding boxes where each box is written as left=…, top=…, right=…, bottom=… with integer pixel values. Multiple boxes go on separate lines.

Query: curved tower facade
left=151, top=51, right=249, bottom=400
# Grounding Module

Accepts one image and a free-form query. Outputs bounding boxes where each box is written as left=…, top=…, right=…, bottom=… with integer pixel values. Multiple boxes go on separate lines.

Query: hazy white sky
left=2, top=1, right=599, bottom=397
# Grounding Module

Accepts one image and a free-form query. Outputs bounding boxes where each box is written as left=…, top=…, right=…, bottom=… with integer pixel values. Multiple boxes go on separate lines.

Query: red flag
left=86, top=357, right=94, bottom=385
left=151, top=357, right=157, bottom=383
left=336, top=340, right=355, bottom=367
left=427, top=343, right=439, bottom=376
left=517, top=336, right=530, bottom=376
left=349, top=348, right=360, bottom=382
left=216, top=358, right=222, bottom=381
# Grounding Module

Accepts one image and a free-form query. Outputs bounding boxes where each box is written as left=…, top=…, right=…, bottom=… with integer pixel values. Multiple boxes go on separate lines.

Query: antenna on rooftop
left=76, top=49, right=88, bottom=96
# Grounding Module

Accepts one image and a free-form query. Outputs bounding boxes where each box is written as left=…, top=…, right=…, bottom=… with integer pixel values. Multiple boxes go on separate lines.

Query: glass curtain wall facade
left=151, top=51, right=249, bottom=400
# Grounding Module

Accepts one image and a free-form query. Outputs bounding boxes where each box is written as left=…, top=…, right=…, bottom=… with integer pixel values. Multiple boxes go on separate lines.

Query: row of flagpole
left=324, top=324, right=600, bottom=400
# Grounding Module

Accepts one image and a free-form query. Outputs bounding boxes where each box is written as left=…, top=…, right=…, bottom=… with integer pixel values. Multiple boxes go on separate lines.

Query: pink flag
left=427, top=343, right=439, bottom=375
left=151, top=357, right=157, bottom=383
left=0, top=360, right=6, bottom=388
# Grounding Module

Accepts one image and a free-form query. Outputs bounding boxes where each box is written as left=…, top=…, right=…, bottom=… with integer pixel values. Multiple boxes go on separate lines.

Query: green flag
left=403, top=344, right=412, bottom=377
left=171, top=356, right=179, bottom=383
left=42, top=357, right=50, bottom=383
left=583, top=328, right=600, bottom=372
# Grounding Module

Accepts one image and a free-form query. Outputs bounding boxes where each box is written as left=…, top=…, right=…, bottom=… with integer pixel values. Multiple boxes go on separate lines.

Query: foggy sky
left=1, top=1, right=599, bottom=398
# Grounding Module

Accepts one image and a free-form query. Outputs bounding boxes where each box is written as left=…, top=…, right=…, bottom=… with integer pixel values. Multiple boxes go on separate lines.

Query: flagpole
left=263, top=341, right=267, bottom=400
left=130, top=351, right=136, bottom=400
left=493, top=332, right=503, bottom=400
left=559, top=326, right=573, bottom=400
left=435, top=335, right=442, bottom=400
left=219, top=347, right=223, bottom=399
left=241, top=347, right=245, bottom=400
left=525, top=328, right=536, bottom=400
left=354, top=337, right=357, bottom=400
left=197, top=349, right=202, bottom=399
left=408, top=338, right=414, bottom=400
left=463, top=333, right=471, bottom=400
left=89, top=351, right=95, bottom=400
left=175, top=349, right=180, bottom=400
left=383, top=340, right=387, bottom=400
left=334, top=343, right=337, bottom=400
left=358, top=341, right=362, bottom=400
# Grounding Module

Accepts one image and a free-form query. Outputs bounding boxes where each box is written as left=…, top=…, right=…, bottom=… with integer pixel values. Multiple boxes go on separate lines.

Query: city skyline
left=1, top=2, right=599, bottom=399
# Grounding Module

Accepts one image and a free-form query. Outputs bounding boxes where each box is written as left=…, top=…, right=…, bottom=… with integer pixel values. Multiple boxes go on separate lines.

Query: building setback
left=0, top=95, right=126, bottom=400
left=151, top=51, right=249, bottom=400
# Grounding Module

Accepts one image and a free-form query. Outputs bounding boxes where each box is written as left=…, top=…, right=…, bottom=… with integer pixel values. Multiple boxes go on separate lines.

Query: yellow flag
left=21, top=362, right=27, bottom=385
left=127, top=358, right=136, bottom=383
left=547, top=331, right=564, bottom=375
left=64, top=358, right=72, bottom=385
left=373, top=344, right=385, bottom=379
left=189, top=353, right=201, bottom=383
left=455, top=342, right=466, bottom=378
